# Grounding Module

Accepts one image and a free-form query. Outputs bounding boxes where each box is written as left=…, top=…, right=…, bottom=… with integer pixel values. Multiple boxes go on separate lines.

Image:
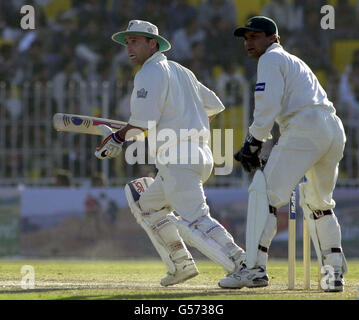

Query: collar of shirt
left=143, top=51, right=167, bottom=67
left=265, top=42, right=282, bottom=54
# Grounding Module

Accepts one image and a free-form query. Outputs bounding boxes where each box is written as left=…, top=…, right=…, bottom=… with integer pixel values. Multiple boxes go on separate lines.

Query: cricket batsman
left=219, top=16, right=347, bottom=292
left=94, top=20, right=245, bottom=286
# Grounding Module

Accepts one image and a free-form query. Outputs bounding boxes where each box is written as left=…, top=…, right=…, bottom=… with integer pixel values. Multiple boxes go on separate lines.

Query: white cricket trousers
left=263, top=107, right=346, bottom=210
left=138, top=144, right=213, bottom=221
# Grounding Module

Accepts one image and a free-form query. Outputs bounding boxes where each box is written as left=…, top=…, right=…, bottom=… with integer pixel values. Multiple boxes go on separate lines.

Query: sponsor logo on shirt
left=255, top=82, right=266, bottom=92
left=137, top=88, right=148, bottom=98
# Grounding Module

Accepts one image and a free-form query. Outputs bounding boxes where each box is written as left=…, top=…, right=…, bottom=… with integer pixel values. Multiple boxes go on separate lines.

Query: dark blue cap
left=234, top=16, right=279, bottom=37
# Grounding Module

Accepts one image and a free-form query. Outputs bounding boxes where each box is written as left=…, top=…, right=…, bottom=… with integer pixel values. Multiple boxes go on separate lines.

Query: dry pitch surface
left=0, top=259, right=358, bottom=300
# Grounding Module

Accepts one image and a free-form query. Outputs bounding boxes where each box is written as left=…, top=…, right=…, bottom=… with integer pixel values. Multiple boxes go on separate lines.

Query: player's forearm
left=199, top=82, right=225, bottom=116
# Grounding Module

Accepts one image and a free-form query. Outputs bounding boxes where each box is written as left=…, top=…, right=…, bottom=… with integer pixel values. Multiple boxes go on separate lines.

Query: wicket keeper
left=219, top=16, right=347, bottom=292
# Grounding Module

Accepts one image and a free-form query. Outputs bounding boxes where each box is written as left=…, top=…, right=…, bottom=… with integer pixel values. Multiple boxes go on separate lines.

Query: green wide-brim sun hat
left=112, top=20, right=171, bottom=52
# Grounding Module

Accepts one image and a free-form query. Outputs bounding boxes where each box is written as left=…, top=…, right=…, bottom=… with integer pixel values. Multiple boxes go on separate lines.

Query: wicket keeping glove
left=234, top=133, right=263, bottom=173
left=95, top=125, right=125, bottom=159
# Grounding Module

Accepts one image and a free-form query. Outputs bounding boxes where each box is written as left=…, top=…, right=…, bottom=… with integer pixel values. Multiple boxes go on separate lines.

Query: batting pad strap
left=168, top=241, right=185, bottom=254
left=322, top=248, right=342, bottom=255
left=189, top=215, right=221, bottom=237
left=151, top=218, right=172, bottom=233
left=188, top=216, right=203, bottom=228
left=258, top=245, right=268, bottom=253
left=269, top=205, right=277, bottom=216
left=312, top=209, right=333, bottom=220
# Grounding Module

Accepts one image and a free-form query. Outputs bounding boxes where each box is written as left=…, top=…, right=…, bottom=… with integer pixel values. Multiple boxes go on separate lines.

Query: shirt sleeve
left=128, top=66, right=167, bottom=129
left=249, top=53, right=284, bottom=141
left=198, top=81, right=225, bottom=116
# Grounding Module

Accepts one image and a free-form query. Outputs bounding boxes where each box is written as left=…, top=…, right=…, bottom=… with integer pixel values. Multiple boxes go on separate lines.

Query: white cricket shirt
left=128, top=51, right=225, bottom=162
left=249, top=43, right=336, bottom=141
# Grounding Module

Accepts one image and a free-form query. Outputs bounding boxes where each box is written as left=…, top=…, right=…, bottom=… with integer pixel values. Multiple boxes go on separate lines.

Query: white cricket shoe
left=322, top=271, right=345, bottom=292
left=232, top=251, right=247, bottom=272
left=160, top=258, right=199, bottom=287
left=218, top=265, right=269, bottom=289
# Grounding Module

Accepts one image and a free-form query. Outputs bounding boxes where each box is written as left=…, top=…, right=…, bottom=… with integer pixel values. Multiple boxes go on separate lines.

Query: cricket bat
left=53, top=113, right=127, bottom=136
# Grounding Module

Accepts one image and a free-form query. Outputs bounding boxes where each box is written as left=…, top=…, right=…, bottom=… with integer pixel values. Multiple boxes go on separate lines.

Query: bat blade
left=53, top=113, right=127, bottom=136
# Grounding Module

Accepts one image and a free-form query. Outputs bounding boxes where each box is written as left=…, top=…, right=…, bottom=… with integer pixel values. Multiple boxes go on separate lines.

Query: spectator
left=74, top=0, right=109, bottom=28
left=206, top=15, right=242, bottom=67
left=52, top=57, right=83, bottom=111
left=165, top=0, right=198, bottom=35
left=137, top=0, right=169, bottom=29
left=0, top=8, right=23, bottom=44
left=188, top=41, right=214, bottom=88
left=338, top=50, right=359, bottom=118
left=289, top=0, right=304, bottom=31
left=75, top=18, right=109, bottom=76
left=0, top=43, right=17, bottom=85
left=198, top=0, right=236, bottom=30
left=98, top=193, right=119, bottom=223
left=291, top=9, right=334, bottom=72
left=1, top=0, right=358, bottom=188
left=334, top=0, right=358, bottom=38
left=54, top=169, right=72, bottom=186
left=87, top=58, right=117, bottom=114
left=16, top=40, right=49, bottom=84
left=115, top=64, right=134, bottom=121
left=338, top=49, right=359, bottom=179
left=83, top=193, right=102, bottom=235
left=31, top=62, right=49, bottom=84
left=109, top=0, right=134, bottom=31
left=49, top=12, right=78, bottom=76
left=169, top=15, right=206, bottom=65
left=215, top=59, right=248, bottom=108
left=91, top=171, right=108, bottom=186
left=261, top=0, right=303, bottom=32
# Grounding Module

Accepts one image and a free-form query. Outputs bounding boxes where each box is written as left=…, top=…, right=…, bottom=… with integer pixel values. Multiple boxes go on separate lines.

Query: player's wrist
left=246, top=133, right=263, bottom=147
left=112, top=131, right=126, bottom=144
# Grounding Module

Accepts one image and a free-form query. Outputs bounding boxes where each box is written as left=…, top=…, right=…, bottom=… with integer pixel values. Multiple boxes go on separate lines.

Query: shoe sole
left=322, top=280, right=344, bottom=292
left=246, top=277, right=269, bottom=288
left=218, top=281, right=269, bottom=289
left=323, top=287, right=344, bottom=292
left=218, top=275, right=269, bottom=289
left=246, top=282, right=269, bottom=288
left=218, top=282, right=246, bottom=289
left=161, top=270, right=199, bottom=287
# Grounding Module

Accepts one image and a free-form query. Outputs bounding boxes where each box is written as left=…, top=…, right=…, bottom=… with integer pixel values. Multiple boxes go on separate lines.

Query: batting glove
left=95, top=125, right=125, bottom=159
left=234, top=133, right=263, bottom=173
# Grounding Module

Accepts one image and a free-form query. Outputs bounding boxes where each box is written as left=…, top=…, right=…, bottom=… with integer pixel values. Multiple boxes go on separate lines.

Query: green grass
left=0, top=259, right=358, bottom=300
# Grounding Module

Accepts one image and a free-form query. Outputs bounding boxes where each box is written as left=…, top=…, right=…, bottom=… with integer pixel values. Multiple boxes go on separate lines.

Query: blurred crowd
left=0, top=0, right=358, bottom=109
left=1, top=0, right=359, bottom=183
